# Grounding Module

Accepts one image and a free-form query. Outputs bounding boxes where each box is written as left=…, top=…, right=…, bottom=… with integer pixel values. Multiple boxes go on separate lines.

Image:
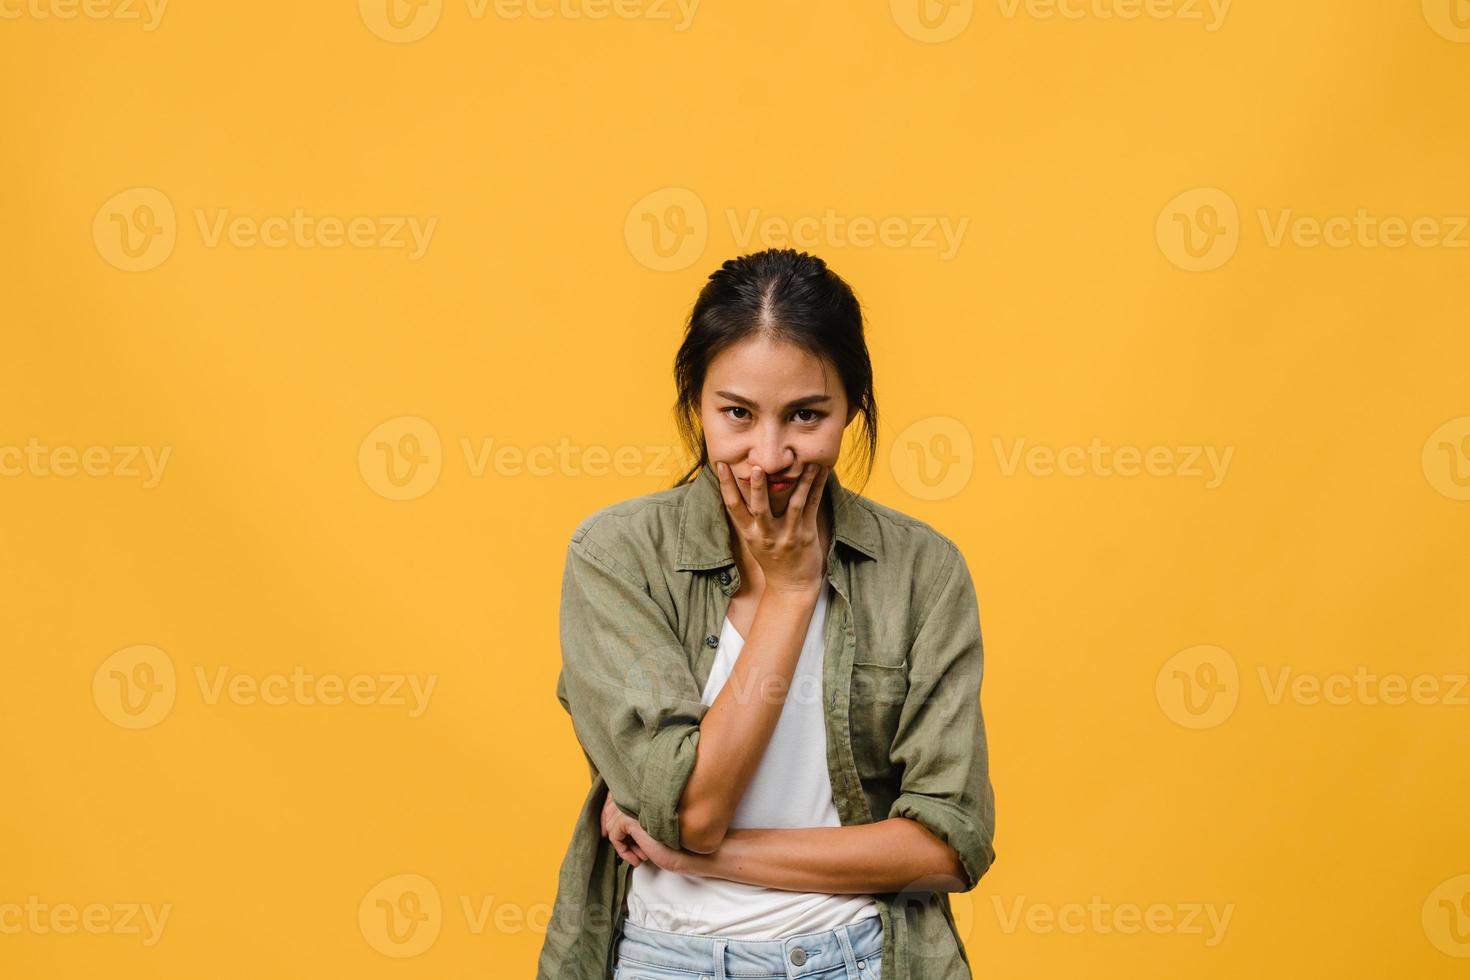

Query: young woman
left=537, top=248, right=996, bottom=980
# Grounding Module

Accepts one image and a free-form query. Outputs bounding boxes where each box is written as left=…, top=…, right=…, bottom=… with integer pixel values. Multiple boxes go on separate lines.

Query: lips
left=739, top=475, right=797, bottom=490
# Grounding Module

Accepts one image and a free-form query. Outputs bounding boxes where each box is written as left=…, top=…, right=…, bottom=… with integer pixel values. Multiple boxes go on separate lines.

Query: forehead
left=702, top=334, right=837, bottom=394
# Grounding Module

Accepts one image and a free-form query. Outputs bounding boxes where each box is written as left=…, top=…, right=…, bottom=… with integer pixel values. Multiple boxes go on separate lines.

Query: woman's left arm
left=619, top=813, right=965, bottom=893
left=682, top=820, right=967, bottom=894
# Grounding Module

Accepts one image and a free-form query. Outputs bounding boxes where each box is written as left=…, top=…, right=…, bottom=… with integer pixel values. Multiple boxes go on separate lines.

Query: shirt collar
left=674, top=460, right=882, bottom=571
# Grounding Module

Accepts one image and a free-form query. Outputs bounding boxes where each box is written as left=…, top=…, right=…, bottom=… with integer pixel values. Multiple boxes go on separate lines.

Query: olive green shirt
left=536, top=460, right=997, bottom=979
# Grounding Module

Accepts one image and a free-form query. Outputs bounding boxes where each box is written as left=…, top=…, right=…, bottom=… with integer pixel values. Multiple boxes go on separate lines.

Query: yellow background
left=3, top=0, right=1469, bottom=976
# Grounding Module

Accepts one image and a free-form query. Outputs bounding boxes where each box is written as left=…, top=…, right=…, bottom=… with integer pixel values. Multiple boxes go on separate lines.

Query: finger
left=714, top=460, right=753, bottom=524
left=800, top=464, right=830, bottom=534
left=612, top=829, right=640, bottom=866
left=783, top=462, right=818, bottom=519
left=748, top=464, right=768, bottom=518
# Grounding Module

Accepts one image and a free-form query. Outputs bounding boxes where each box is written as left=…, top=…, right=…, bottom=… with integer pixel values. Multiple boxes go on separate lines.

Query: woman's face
left=698, top=333, right=857, bottom=517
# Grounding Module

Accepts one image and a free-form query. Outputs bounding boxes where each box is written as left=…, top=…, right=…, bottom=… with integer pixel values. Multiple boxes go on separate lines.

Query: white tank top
left=624, top=582, right=881, bottom=937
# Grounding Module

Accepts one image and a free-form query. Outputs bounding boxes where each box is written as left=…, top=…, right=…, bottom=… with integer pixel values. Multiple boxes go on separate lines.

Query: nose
left=749, top=428, right=795, bottom=476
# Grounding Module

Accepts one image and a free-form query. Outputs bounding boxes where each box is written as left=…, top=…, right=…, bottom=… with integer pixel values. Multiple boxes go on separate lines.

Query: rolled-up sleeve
left=555, top=520, right=709, bottom=851
left=886, top=540, right=997, bottom=891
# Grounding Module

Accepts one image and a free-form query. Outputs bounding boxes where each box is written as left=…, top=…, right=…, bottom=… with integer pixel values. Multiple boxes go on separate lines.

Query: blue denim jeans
left=612, top=915, right=883, bottom=980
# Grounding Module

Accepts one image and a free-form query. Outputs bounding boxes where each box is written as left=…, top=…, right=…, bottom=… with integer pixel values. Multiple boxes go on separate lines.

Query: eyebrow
left=714, top=391, right=834, bottom=411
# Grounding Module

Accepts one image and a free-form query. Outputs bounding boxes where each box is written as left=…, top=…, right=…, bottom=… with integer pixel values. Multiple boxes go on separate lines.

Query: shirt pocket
left=848, top=659, right=908, bottom=780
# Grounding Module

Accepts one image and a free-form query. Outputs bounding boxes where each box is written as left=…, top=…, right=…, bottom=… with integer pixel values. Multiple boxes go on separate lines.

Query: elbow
left=937, top=845, right=969, bottom=893
left=678, top=805, right=728, bottom=855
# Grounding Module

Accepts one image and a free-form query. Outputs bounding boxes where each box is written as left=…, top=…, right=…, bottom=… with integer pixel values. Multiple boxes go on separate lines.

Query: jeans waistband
left=614, top=913, right=883, bottom=979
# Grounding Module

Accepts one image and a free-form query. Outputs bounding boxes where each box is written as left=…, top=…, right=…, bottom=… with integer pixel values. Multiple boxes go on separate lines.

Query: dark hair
left=671, top=248, right=879, bottom=492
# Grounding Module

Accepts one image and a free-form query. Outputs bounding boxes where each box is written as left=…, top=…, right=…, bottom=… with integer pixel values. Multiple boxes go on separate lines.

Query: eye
left=794, top=408, right=825, bottom=424
left=721, top=406, right=750, bottom=421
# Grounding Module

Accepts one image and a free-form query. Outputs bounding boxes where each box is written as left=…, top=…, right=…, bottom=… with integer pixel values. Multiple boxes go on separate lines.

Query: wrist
left=762, top=582, right=824, bottom=602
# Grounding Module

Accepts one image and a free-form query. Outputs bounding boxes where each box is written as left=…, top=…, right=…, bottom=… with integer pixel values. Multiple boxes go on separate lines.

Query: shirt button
left=718, top=570, right=731, bottom=585
left=705, top=634, right=719, bottom=648
left=789, top=947, right=807, bottom=966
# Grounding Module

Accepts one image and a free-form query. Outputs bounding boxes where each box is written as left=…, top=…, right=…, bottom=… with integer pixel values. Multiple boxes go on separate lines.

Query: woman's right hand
left=714, top=461, right=830, bottom=596
left=601, top=789, right=646, bottom=866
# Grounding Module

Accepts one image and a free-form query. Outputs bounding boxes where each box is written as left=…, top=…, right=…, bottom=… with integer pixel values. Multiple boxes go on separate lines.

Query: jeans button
left=789, top=947, right=807, bottom=966
left=705, top=634, right=719, bottom=648
left=718, top=570, right=731, bottom=585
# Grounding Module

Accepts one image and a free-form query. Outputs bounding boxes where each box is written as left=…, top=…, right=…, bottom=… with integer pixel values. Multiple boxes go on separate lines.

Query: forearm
left=678, top=818, right=967, bottom=894
left=679, top=588, right=821, bottom=850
